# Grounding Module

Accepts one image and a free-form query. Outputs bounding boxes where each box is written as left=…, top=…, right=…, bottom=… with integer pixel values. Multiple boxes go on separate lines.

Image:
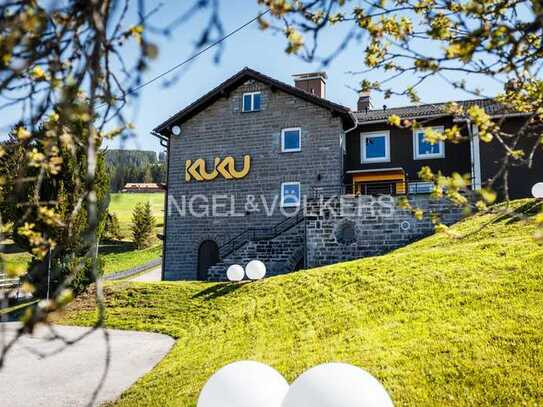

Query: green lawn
left=108, top=193, right=164, bottom=237
left=63, top=199, right=543, bottom=406
left=101, top=243, right=161, bottom=276
left=1, top=244, right=161, bottom=277
left=1, top=248, right=31, bottom=277
left=2, top=192, right=165, bottom=277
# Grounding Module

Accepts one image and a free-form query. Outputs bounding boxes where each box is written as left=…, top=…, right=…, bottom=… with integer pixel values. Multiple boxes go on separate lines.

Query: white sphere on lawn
left=532, top=182, right=543, bottom=198
left=282, top=363, right=394, bottom=407
left=226, top=264, right=244, bottom=282
left=197, top=360, right=289, bottom=407
left=245, top=260, right=266, bottom=280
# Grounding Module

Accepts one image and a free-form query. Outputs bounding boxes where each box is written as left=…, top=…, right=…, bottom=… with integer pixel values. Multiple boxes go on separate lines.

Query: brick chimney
left=292, top=72, right=327, bottom=98
left=357, top=91, right=371, bottom=112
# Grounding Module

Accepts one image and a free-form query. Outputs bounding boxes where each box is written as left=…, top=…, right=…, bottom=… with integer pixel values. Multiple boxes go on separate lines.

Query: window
left=361, top=131, right=390, bottom=163
left=408, top=181, right=434, bottom=194
left=281, top=182, right=301, bottom=207
left=242, top=92, right=261, bottom=112
left=413, top=127, right=445, bottom=159
left=281, top=128, right=301, bottom=152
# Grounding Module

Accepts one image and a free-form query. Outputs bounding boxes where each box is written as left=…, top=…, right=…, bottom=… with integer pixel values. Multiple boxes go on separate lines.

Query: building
left=121, top=183, right=165, bottom=193
left=152, top=67, right=541, bottom=281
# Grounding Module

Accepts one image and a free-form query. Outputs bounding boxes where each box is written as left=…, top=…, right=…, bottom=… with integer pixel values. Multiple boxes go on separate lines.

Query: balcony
left=311, top=179, right=435, bottom=198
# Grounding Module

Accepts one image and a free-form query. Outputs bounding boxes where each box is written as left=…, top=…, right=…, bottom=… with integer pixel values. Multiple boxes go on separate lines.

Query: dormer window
left=242, top=92, right=261, bottom=112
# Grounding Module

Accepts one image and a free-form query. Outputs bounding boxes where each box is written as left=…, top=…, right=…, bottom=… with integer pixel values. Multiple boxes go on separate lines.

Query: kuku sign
left=186, top=155, right=251, bottom=182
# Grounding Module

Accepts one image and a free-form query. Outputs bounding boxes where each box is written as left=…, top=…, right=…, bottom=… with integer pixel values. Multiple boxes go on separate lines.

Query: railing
left=219, top=210, right=305, bottom=258
left=311, top=179, right=434, bottom=198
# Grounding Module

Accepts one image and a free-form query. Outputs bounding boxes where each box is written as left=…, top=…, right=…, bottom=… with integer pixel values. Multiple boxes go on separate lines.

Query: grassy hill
left=63, top=200, right=543, bottom=406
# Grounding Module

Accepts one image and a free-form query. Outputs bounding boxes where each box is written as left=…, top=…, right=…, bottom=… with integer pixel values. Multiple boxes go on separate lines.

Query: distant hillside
left=105, top=149, right=166, bottom=192
left=65, top=199, right=543, bottom=406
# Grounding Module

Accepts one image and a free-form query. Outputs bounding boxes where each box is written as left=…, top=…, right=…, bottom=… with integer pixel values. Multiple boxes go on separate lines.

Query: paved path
left=129, top=267, right=162, bottom=282
left=0, top=323, right=174, bottom=407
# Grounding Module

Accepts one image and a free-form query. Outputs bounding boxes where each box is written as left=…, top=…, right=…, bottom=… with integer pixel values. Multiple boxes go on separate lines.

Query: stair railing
left=219, top=210, right=305, bottom=258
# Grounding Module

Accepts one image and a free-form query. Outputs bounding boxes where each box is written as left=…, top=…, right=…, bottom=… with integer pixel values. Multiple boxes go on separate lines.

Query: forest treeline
left=106, top=149, right=166, bottom=192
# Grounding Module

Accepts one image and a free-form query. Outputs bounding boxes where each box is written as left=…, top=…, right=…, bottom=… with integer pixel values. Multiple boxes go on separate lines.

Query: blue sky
left=6, top=1, right=507, bottom=153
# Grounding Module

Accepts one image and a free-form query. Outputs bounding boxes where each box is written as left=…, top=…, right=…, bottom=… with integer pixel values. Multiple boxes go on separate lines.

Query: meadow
left=63, top=199, right=543, bottom=406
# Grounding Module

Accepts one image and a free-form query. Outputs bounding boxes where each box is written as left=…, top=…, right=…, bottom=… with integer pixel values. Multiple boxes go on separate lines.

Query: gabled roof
left=153, top=67, right=354, bottom=135
left=355, top=98, right=521, bottom=123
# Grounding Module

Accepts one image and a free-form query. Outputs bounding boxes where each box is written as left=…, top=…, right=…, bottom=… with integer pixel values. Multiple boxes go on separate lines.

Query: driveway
left=129, top=267, right=162, bottom=282
left=0, top=322, right=174, bottom=407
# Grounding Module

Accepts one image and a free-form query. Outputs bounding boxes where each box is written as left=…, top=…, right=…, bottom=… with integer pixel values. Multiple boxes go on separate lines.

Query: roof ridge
left=366, top=97, right=495, bottom=113
left=153, top=67, right=352, bottom=134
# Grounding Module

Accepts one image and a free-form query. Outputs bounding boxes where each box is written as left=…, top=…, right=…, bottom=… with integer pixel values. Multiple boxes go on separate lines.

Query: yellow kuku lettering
left=216, top=157, right=234, bottom=180
left=185, top=155, right=252, bottom=182
left=228, top=155, right=251, bottom=179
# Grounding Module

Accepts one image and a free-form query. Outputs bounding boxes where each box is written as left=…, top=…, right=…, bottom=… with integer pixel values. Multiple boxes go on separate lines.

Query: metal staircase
left=219, top=211, right=305, bottom=258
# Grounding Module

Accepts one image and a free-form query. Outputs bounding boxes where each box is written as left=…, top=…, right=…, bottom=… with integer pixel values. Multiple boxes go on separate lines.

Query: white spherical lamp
left=282, top=363, right=394, bottom=407
left=197, top=361, right=288, bottom=407
left=245, top=260, right=266, bottom=280
left=226, top=264, right=244, bottom=282
left=532, top=182, right=543, bottom=198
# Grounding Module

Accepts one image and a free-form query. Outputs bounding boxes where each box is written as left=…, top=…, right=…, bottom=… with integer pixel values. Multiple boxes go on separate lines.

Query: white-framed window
left=361, top=131, right=390, bottom=163
left=242, top=92, right=261, bottom=112
left=413, top=127, right=445, bottom=159
left=281, top=128, right=302, bottom=152
left=281, top=182, right=301, bottom=207
left=408, top=181, right=434, bottom=194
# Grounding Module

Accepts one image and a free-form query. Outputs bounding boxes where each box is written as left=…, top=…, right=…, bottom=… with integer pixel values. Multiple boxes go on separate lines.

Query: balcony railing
left=311, top=180, right=435, bottom=198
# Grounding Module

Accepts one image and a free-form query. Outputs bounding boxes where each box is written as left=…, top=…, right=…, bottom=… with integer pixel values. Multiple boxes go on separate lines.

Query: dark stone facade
left=164, top=79, right=345, bottom=280
left=204, top=195, right=464, bottom=281
left=207, top=223, right=305, bottom=281
left=305, top=195, right=465, bottom=267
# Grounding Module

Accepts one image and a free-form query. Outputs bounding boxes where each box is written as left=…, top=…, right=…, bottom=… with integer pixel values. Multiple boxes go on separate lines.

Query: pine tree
left=103, top=211, right=123, bottom=241
left=131, top=201, right=156, bottom=249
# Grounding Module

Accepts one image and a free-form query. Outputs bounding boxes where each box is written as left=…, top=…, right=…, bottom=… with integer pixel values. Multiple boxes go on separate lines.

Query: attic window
left=242, top=92, right=261, bottom=112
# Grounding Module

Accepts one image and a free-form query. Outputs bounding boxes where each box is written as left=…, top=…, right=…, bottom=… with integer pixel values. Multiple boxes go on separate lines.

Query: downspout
left=343, top=111, right=359, bottom=191
left=151, top=129, right=171, bottom=281
left=466, top=120, right=482, bottom=191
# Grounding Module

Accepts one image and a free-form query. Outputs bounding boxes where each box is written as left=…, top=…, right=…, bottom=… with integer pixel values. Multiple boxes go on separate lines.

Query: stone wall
left=305, top=195, right=465, bottom=267
left=207, top=223, right=305, bottom=281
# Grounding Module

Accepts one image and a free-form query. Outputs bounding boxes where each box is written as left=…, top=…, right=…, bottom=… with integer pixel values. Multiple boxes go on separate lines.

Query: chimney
left=357, top=91, right=371, bottom=112
left=292, top=72, right=327, bottom=98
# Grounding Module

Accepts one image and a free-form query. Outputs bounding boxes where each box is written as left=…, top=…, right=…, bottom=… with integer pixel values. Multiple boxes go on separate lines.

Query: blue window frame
left=281, top=128, right=301, bottom=152
left=413, top=127, right=445, bottom=159
left=361, top=131, right=390, bottom=163
left=242, top=92, right=261, bottom=112
left=281, top=182, right=301, bottom=207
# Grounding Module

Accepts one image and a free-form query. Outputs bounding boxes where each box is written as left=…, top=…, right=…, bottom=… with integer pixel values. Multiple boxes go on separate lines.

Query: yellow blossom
left=480, top=188, right=497, bottom=204
left=388, top=114, right=401, bottom=127
left=285, top=28, right=304, bottom=54
left=31, top=66, right=46, bottom=80
left=17, top=126, right=31, bottom=140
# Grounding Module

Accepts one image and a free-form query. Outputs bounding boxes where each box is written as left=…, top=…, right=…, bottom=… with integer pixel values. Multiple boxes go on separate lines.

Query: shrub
left=131, top=201, right=155, bottom=249
left=26, top=253, right=104, bottom=297
left=103, top=211, right=123, bottom=241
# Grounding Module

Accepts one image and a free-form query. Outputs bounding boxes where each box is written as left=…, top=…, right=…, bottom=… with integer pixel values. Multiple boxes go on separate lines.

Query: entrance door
left=197, top=240, right=220, bottom=280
